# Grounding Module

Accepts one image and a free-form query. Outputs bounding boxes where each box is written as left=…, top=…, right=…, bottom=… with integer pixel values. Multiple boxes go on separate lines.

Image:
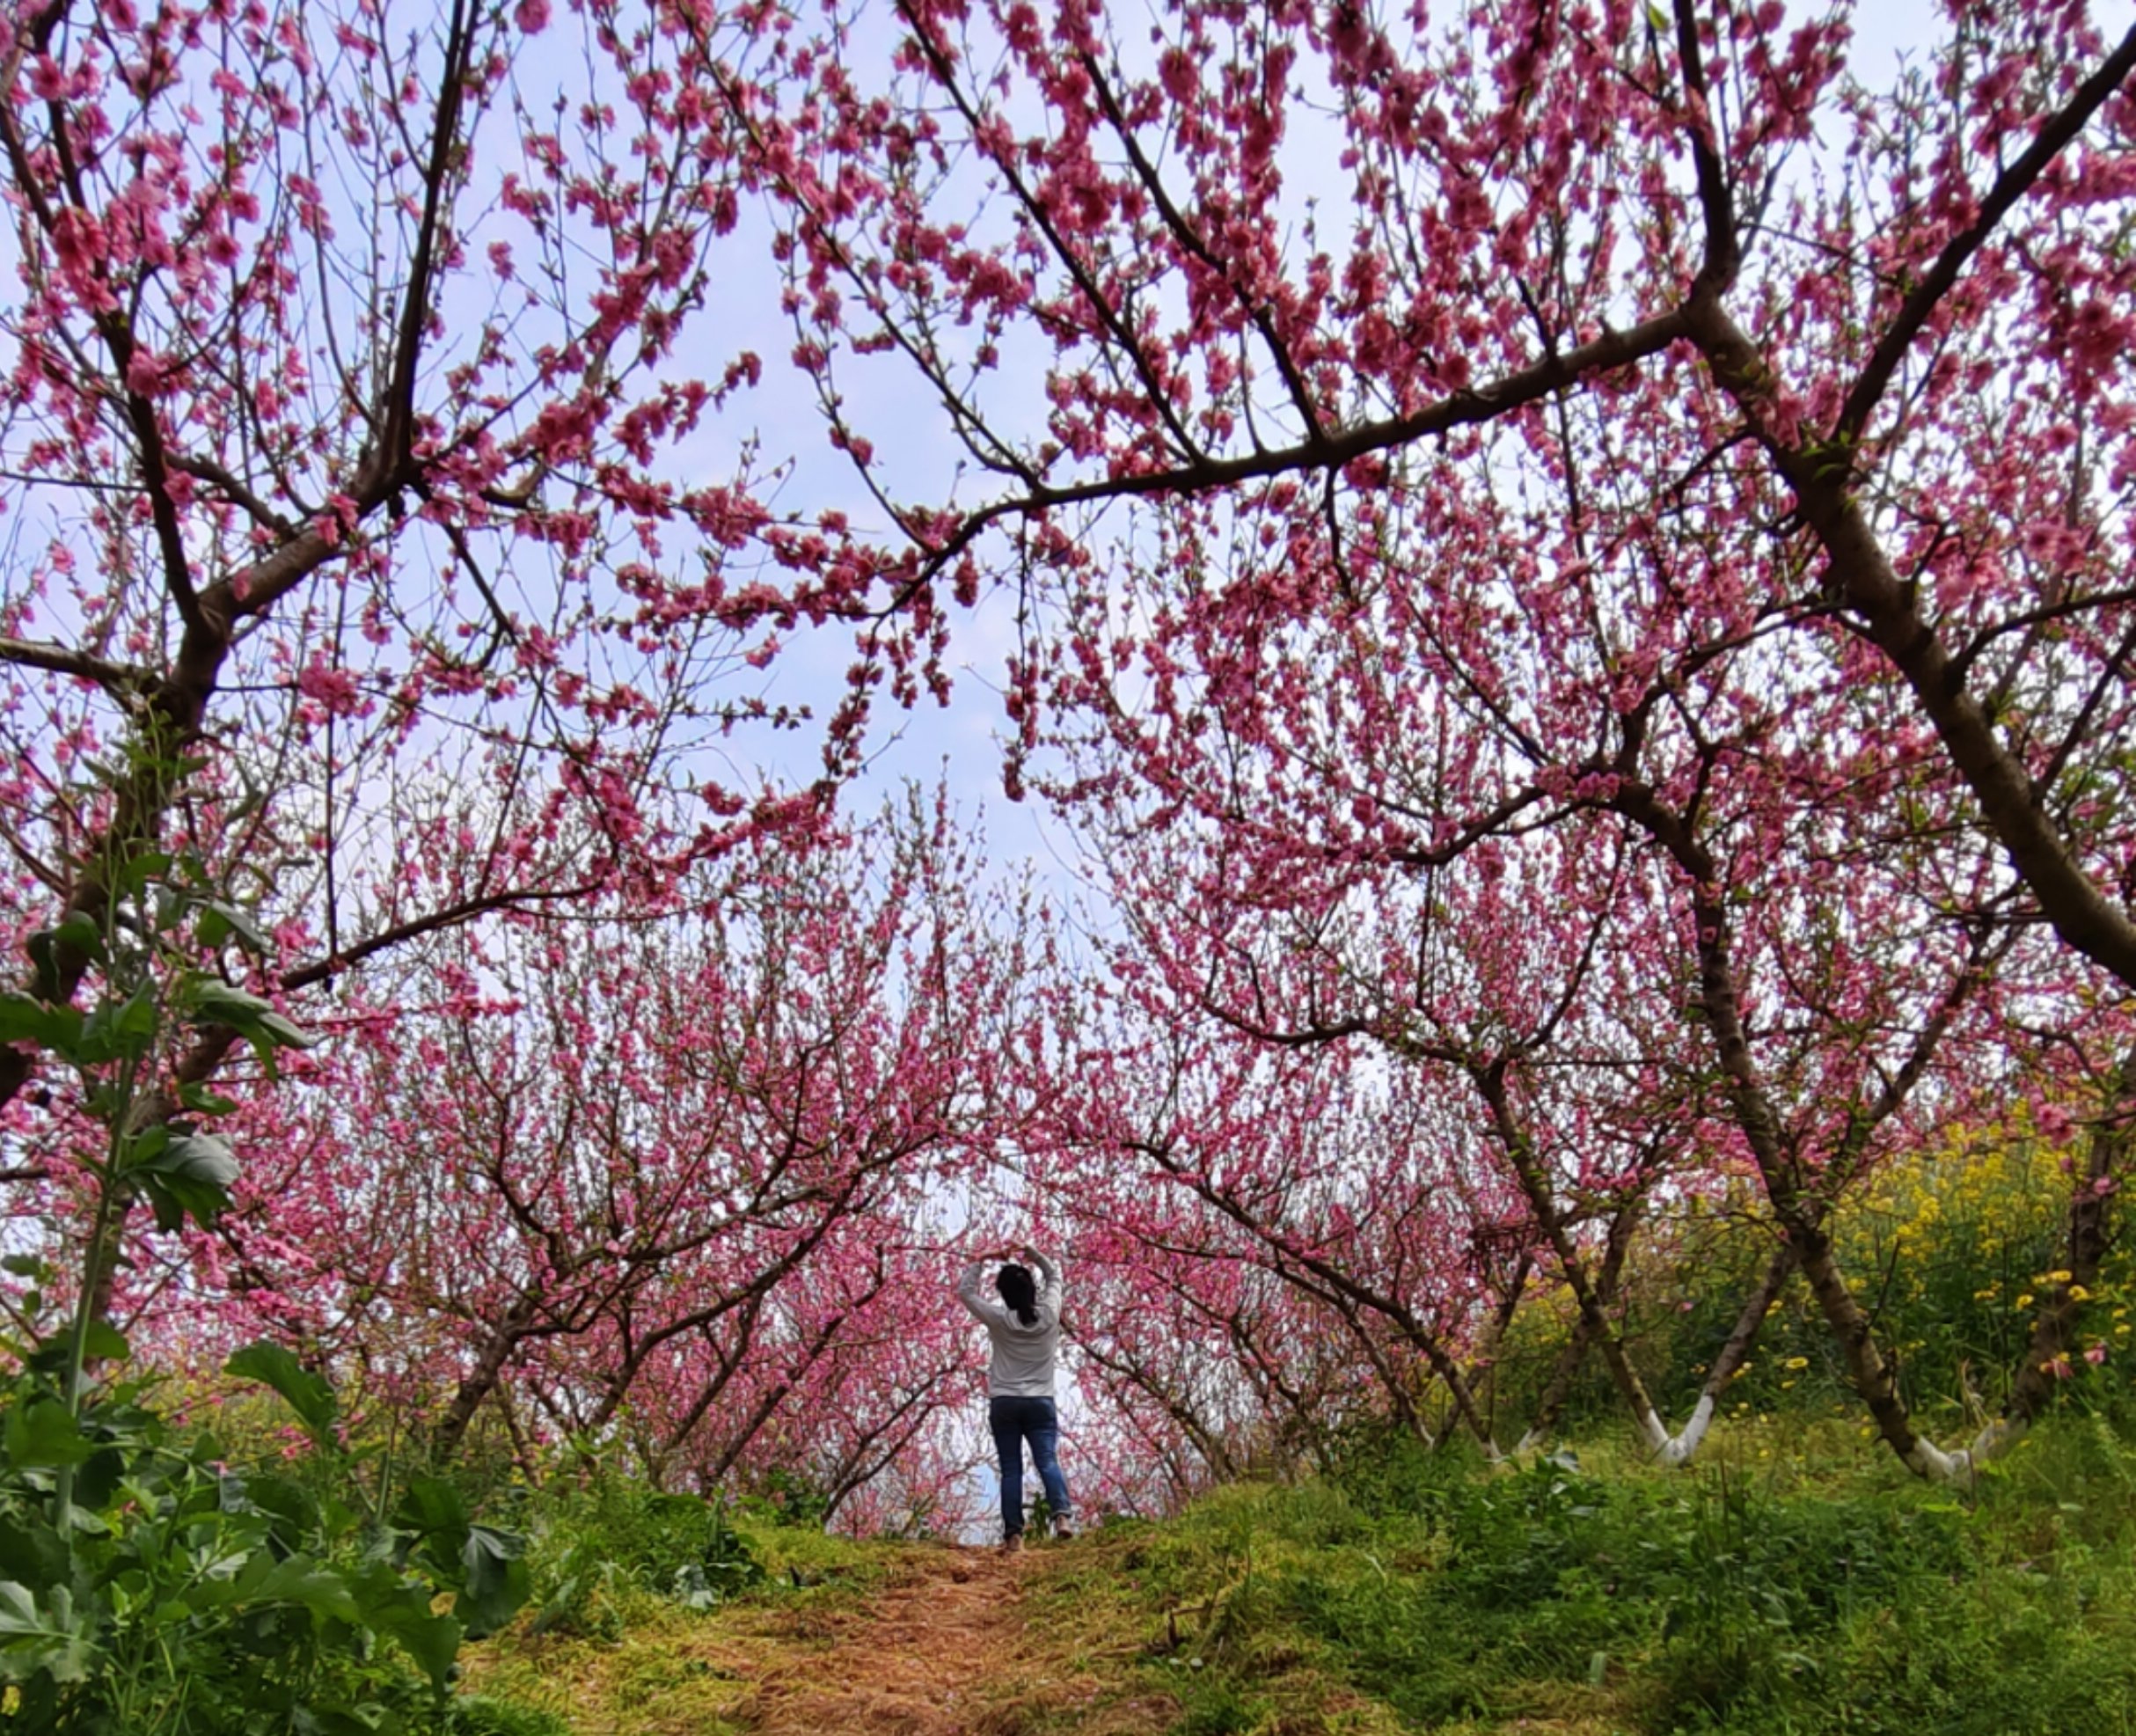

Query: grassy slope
left=470, top=1413, right=2136, bottom=1736
left=465, top=1524, right=907, bottom=1734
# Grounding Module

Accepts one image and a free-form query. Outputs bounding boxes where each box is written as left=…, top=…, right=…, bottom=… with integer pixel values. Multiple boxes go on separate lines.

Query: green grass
left=454, top=1412, right=2136, bottom=1736
left=1050, top=1413, right=2136, bottom=1735
left=461, top=1498, right=899, bottom=1736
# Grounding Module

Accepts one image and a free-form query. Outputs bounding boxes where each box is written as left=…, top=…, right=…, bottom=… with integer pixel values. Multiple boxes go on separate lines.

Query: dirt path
left=721, top=1543, right=1163, bottom=1736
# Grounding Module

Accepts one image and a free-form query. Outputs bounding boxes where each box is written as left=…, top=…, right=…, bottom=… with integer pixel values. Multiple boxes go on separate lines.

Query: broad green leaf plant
left=0, top=736, right=529, bottom=1731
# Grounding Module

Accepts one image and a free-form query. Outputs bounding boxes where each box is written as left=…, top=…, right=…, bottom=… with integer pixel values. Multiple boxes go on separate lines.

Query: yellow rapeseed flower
left=1784, top=1356, right=1809, bottom=1370
left=2016, top=1293, right=2036, bottom=1308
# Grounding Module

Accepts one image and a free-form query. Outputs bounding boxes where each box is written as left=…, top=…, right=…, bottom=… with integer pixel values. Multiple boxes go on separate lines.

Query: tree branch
left=1835, top=22, right=2136, bottom=448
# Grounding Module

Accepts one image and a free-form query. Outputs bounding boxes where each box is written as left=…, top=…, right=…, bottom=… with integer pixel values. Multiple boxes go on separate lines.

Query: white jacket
left=956, top=1251, right=1064, bottom=1398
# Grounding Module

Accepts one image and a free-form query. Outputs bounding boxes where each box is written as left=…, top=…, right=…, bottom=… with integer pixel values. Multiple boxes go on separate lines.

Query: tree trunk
left=1482, top=1065, right=1768, bottom=1466
left=431, top=1293, right=539, bottom=1461
left=1468, top=1251, right=1533, bottom=1442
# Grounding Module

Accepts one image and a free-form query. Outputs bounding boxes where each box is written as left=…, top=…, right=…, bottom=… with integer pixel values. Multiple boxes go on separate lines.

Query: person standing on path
left=956, top=1246, right=1076, bottom=1552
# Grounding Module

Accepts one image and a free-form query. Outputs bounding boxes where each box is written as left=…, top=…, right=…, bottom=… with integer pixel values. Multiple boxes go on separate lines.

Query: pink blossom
left=296, top=657, right=366, bottom=718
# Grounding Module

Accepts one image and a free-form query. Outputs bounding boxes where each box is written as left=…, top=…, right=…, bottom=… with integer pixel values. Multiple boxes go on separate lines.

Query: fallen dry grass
left=730, top=1542, right=1174, bottom=1736
left=472, top=1540, right=1182, bottom=1736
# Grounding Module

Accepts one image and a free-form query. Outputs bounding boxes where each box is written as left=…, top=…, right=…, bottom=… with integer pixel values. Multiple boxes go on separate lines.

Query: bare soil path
left=719, top=1542, right=1167, bottom=1736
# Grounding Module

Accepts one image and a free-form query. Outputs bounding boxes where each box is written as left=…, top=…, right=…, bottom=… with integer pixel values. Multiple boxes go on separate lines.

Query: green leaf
left=25, top=912, right=105, bottom=1008
left=378, top=1607, right=462, bottom=1697
left=186, top=982, right=318, bottom=1080
left=21, top=1337, right=66, bottom=1379
left=252, top=1556, right=362, bottom=1625
left=139, top=1180, right=184, bottom=1235
left=134, top=1134, right=240, bottom=1230
left=188, top=982, right=317, bottom=1047
left=71, top=1447, right=125, bottom=1513
left=0, top=995, right=48, bottom=1044
left=3, top=1401, right=97, bottom=1469
left=77, top=1322, right=128, bottom=1366
left=252, top=1008, right=317, bottom=1051
left=116, top=984, right=159, bottom=1038
left=196, top=902, right=272, bottom=955
left=77, top=984, right=160, bottom=1066
left=347, top=1562, right=463, bottom=1696
left=179, top=1080, right=240, bottom=1117
left=242, top=1474, right=326, bottom=1554
left=185, top=980, right=271, bottom=1022
left=225, top=1341, right=338, bottom=1444
left=457, top=1525, right=530, bottom=1639
left=26, top=918, right=98, bottom=1008
left=114, top=849, right=174, bottom=900
left=295, top=1710, right=398, bottom=1736
left=53, top=912, right=101, bottom=956
left=391, top=1476, right=470, bottom=1553
left=0, top=993, right=84, bottom=1059
left=119, top=1124, right=171, bottom=1171
left=1, top=1256, right=45, bottom=1281
left=152, top=885, right=187, bottom=936
left=0, top=1582, right=98, bottom=1684
left=0, top=1520, right=67, bottom=1591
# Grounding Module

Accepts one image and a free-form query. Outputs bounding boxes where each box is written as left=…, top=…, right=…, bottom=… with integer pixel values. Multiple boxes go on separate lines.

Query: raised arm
left=1028, top=1248, right=1064, bottom=1315
left=955, top=1260, right=1000, bottom=1325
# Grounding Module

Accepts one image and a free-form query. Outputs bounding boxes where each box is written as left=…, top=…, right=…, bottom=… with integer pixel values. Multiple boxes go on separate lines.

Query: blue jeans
left=990, top=1395, right=1072, bottom=1538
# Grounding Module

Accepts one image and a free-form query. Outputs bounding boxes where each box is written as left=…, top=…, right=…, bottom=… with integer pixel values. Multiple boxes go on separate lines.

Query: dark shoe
left=1001, top=1534, right=1023, bottom=1555
left=1051, top=1518, right=1076, bottom=1542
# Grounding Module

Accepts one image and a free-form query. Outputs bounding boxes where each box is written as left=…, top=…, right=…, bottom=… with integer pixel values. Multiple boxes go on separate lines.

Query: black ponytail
left=995, top=1263, right=1039, bottom=1327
